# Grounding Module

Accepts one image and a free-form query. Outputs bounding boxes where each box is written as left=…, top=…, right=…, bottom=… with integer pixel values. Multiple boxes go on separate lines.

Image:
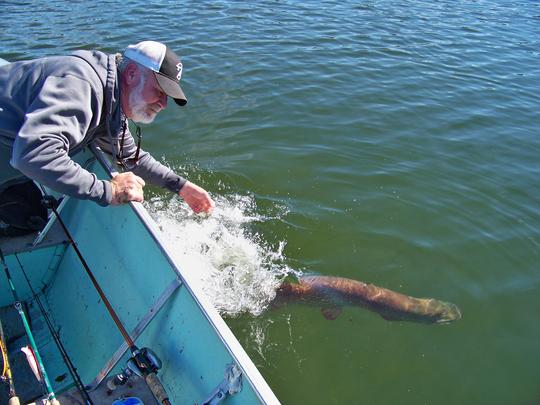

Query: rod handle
left=8, top=398, right=20, bottom=405
left=50, top=400, right=61, bottom=405
left=145, top=372, right=170, bottom=404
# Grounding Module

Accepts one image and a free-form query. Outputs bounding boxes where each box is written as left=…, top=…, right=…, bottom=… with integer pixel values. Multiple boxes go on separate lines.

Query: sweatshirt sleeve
left=10, top=74, right=113, bottom=206
left=132, top=150, right=187, bottom=193
left=96, top=125, right=187, bottom=193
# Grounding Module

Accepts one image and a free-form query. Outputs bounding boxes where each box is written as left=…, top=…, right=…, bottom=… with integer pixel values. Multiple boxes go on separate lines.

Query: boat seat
left=0, top=219, right=68, bottom=256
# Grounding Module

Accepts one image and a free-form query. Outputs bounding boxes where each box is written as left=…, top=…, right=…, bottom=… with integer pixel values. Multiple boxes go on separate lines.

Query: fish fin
left=321, top=306, right=342, bottom=320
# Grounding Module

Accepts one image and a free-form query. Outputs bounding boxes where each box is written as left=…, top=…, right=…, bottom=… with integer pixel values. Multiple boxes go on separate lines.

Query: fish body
left=274, top=275, right=461, bottom=324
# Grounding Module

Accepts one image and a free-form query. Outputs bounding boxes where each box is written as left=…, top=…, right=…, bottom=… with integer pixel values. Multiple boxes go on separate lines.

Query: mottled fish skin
left=274, top=275, right=461, bottom=324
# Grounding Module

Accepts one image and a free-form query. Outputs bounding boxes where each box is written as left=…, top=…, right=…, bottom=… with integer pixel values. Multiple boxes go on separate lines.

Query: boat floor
left=1, top=228, right=167, bottom=405
left=55, top=376, right=158, bottom=405
left=0, top=221, right=67, bottom=256
left=1, top=377, right=158, bottom=405
left=1, top=304, right=158, bottom=405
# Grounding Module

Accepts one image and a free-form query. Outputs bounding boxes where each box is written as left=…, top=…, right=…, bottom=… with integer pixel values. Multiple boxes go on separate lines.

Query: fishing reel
left=107, top=347, right=162, bottom=392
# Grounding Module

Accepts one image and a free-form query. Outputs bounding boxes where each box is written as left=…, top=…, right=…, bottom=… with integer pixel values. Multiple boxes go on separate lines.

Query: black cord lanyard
left=117, top=119, right=142, bottom=168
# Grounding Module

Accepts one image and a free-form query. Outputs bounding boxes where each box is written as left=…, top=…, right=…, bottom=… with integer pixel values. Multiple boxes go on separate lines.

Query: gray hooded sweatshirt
left=0, top=50, right=186, bottom=206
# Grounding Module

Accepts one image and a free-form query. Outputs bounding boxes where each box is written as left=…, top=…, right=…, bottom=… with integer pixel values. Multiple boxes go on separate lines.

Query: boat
left=0, top=55, right=280, bottom=403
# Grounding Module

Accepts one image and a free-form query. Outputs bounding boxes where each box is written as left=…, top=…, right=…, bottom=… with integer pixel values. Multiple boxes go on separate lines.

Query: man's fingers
left=111, top=172, right=145, bottom=205
left=135, top=176, right=146, bottom=187
left=189, top=197, right=214, bottom=214
left=126, top=189, right=144, bottom=202
left=178, top=180, right=215, bottom=215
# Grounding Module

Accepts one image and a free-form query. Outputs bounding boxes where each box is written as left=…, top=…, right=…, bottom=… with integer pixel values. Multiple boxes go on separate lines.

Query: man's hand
left=179, top=181, right=215, bottom=214
left=110, top=172, right=146, bottom=205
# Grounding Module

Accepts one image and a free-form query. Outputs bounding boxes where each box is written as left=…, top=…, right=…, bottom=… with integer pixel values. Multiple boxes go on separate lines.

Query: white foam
left=145, top=194, right=295, bottom=317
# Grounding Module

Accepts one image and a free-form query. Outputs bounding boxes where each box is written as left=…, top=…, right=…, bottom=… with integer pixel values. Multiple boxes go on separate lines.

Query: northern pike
left=274, top=275, right=461, bottom=324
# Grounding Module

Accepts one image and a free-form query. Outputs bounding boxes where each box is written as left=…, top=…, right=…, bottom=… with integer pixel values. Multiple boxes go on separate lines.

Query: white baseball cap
left=124, top=40, right=187, bottom=106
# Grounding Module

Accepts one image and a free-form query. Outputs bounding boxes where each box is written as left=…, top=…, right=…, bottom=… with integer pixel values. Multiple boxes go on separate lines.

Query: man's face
left=128, top=70, right=168, bottom=124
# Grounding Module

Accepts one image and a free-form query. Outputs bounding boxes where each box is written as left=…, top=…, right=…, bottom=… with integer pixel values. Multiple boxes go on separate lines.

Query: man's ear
left=122, top=62, right=139, bottom=87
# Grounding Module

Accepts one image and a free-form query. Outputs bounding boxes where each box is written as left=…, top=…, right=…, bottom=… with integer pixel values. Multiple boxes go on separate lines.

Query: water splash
left=145, top=193, right=295, bottom=317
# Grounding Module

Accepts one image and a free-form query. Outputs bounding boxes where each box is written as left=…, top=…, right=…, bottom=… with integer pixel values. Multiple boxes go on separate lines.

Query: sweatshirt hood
left=70, top=50, right=123, bottom=167
left=70, top=50, right=110, bottom=87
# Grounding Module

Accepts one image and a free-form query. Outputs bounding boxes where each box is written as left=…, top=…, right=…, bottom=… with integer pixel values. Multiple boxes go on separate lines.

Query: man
left=0, top=40, right=214, bottom=234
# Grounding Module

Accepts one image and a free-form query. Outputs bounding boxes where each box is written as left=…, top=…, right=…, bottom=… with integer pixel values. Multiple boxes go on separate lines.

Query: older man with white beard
left=0, top=41, right=214, bottom=235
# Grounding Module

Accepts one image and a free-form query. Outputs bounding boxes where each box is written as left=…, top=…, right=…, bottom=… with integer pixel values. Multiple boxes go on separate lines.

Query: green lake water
left=3, top=1, right=540, bottom=403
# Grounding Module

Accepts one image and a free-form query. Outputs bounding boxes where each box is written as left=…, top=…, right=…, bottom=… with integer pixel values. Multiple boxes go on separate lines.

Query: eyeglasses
left=117, top=119, right=142, bottom=167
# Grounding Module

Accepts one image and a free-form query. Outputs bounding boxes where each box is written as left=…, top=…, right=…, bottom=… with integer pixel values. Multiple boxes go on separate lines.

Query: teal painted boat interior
left=0, top=148, right=278, bottom=404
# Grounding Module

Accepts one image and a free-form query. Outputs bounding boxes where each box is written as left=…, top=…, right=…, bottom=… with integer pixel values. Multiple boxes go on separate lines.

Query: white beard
left=129, top=77, right=158, bottom=124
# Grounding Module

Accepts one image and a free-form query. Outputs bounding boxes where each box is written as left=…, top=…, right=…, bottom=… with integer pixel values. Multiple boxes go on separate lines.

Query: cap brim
left=154, top=72, right=187, bottom=106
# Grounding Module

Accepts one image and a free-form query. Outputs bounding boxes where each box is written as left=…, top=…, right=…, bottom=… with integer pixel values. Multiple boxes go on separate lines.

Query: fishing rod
left=42, top=197, right=171, bottom=405
left=0, top=247, right=60, bottom=405
left=13, top=253, right=93, bottom=405
left=0, top=317, right=19, bottom=405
